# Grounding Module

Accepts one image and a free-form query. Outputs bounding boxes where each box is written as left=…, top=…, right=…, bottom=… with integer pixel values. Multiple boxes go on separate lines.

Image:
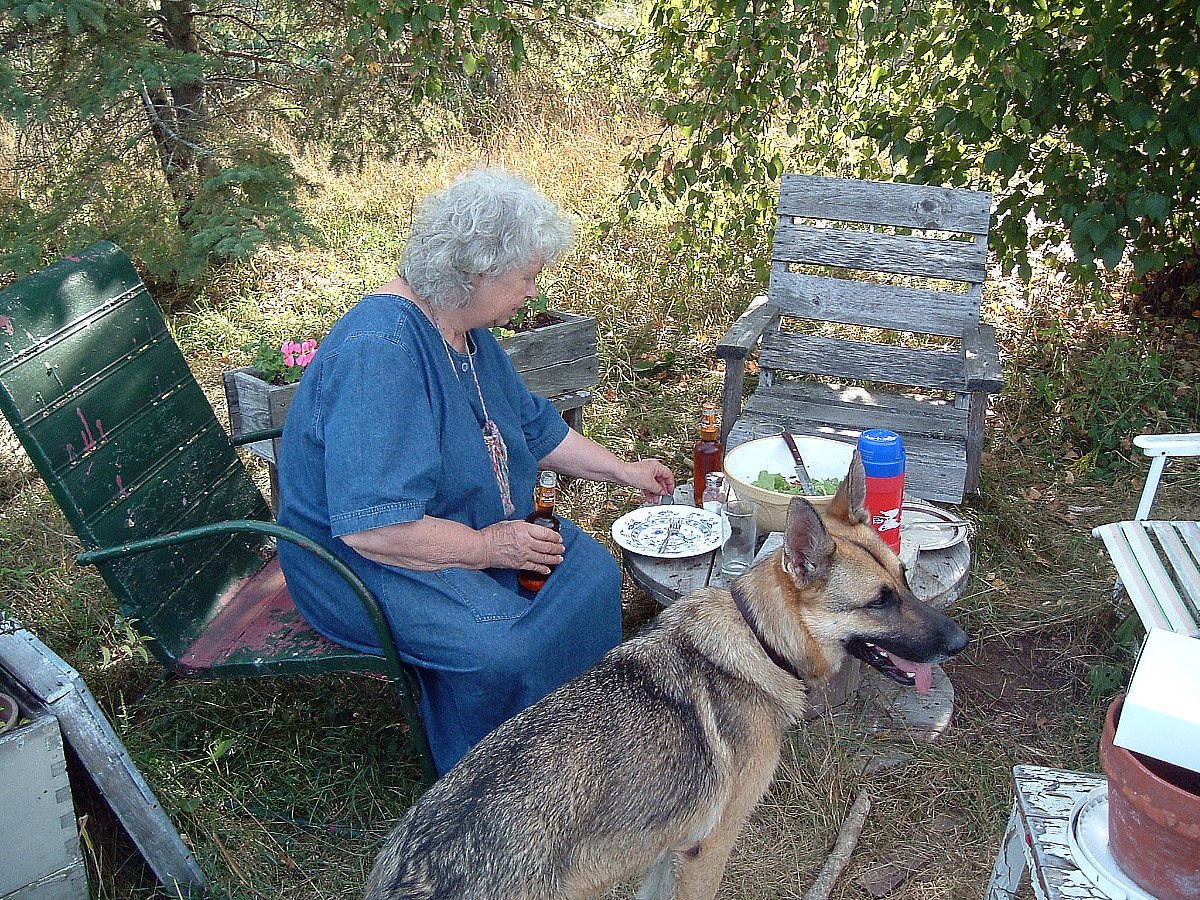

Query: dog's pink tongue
left=884, top=651, right=933, bottom=695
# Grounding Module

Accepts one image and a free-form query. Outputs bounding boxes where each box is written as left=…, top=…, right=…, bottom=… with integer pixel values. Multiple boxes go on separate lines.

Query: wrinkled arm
left=539, top=428, right=675, bottom=502
left=341, top=515, right=565, bottom=575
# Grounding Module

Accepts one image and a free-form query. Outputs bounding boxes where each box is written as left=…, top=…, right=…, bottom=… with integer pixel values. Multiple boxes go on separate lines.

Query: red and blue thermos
left=857, top=429, right=905, bottom=553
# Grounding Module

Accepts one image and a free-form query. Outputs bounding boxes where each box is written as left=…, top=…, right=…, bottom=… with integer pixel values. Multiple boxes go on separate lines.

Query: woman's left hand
left=625, top=458, right=676, bottom=503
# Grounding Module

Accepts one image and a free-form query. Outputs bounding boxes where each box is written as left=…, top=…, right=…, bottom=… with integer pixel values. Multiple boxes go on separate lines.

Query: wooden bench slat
left=731, top=387, right=968, bottom=504
left=1096, top=523, right=1176, bottom=632
left=773, top=223, right=989, bottom=285
left=778, top=175, right=993, bottom=234
left=760, top=332, right=968, bottom=393
left=740, top=379, right=969, bottom=440
left=1123, top=522, right=1195, bottom=633
left=768, top=269, right=980, bottom=337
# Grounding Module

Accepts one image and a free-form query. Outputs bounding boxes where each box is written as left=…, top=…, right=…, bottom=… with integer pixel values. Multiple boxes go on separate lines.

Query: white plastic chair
left=1092, top=433, right=1200, bottom=636
left=1130, top=433, right=1200, bottom=520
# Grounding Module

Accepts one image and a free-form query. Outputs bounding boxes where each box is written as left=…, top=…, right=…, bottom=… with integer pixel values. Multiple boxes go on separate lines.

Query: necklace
left=426, top=304, right=515, bottom=516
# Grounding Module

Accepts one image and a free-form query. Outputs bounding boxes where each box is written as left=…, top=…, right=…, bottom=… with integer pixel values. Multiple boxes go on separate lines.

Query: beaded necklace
left=427, top=305, right=515, bottom=516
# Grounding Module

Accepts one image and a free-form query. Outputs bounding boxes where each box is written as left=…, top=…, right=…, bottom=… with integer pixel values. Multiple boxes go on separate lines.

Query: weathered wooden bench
left=1092, top=433, right=1200, bottom=636
left=0, top=242, right=436, bottom=784
left=718, top=174, right=1005, bottom=505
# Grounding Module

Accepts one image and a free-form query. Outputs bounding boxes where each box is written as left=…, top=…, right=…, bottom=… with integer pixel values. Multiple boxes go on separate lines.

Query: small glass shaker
left=702, top=471, right=726, bottom=514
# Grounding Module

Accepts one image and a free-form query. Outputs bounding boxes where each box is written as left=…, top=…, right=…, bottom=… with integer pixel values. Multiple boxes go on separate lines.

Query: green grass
left=3, top=115, right=1199, bottom=899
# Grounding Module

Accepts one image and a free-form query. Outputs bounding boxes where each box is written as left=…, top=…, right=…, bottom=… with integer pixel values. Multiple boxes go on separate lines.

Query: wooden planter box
left=497, top=310, right=598, bottom=397
left=496, top=310, right=598, bottom=429
left=222, top=368, right=298, bottom=465
left=0, top=711, right=87, bottom=900
left=223, top=310, right=599, bottom=461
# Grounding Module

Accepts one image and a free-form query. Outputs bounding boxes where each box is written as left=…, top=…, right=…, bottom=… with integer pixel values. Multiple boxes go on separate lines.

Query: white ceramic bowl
left=723, top=435, right=856, bottom=533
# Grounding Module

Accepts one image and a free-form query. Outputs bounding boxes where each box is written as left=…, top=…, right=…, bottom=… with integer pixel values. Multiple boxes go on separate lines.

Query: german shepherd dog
left=366, top=455, right=968, bottom=900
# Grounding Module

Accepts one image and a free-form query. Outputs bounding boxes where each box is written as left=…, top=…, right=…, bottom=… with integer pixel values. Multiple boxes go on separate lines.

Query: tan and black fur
left=365, top=454, right=968, bottom=900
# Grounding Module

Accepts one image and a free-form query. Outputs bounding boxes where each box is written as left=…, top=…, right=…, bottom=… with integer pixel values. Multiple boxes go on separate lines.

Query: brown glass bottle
left=518, top=471, right=561, bottom=592
left=692, top=401, right=723, bottom=506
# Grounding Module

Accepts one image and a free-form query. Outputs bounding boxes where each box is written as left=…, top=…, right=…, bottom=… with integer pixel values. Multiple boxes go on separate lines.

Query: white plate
left=900, top=501, right=969, bottom=551
left=611, top=506, right=726, bottom=559
left=1067, top=784, right=1158, bottom=900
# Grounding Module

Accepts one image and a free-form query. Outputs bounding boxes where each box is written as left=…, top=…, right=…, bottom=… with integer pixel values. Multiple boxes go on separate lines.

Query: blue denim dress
left=276, top=294, right=622, bottom=774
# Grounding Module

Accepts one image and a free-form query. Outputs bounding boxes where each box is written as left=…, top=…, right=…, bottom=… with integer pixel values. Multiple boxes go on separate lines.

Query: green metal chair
left=0, top=241, right=436, bottom=785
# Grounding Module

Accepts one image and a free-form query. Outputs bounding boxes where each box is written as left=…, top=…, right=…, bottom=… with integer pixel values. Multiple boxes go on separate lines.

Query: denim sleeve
left=522, top=389, right=570, bottom=461
left=319, top=333, right=437, bottom=537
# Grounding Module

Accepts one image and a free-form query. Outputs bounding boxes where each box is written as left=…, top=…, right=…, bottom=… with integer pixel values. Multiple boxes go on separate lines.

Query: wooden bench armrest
left=76, top=521, right=408, bottom=682
left=717, top=299, right=780, bottom=444
left=717, top=298, right=780, bottom=362
left=962, top=323, right=1005, bottom=393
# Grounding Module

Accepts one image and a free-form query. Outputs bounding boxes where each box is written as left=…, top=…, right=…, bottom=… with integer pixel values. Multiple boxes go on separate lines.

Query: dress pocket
left=434, top=567, right=534, bottom=623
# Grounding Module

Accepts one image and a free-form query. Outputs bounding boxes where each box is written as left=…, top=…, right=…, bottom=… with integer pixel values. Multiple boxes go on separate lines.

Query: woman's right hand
left=479, top=520, right=565, bottom=573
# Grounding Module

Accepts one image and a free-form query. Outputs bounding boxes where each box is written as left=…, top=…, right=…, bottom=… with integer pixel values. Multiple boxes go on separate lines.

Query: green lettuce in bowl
left=751, top=470, right=842, bottom=496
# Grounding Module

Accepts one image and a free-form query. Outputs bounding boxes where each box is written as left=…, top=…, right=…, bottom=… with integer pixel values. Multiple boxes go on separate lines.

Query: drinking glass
left=751, top=423, right=785, bottom=441
left=720, top=499, right=758, bottom=576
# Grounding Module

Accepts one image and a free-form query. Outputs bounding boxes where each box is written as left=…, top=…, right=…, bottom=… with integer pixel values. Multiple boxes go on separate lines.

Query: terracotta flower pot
left=1099, top=694, right=1200, bottom=900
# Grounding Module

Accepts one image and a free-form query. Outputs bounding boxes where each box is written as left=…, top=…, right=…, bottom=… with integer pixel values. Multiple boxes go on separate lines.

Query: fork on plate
left=658, top=518, right=682, bottom=553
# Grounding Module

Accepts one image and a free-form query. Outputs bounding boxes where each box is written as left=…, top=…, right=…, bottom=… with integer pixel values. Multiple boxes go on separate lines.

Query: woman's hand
left=479, top=520, right=565, bottom=574
left=624, top=458, right=677, bottom=503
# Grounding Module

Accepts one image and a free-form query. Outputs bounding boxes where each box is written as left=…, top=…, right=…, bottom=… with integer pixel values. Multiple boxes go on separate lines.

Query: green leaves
left=11, top=0, right=107, bottom=32
left=625, top=0, right=1200, bottom=289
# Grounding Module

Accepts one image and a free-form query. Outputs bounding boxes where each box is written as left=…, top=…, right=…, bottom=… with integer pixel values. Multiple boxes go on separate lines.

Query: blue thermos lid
left=857, top=429, right=906, bottom=477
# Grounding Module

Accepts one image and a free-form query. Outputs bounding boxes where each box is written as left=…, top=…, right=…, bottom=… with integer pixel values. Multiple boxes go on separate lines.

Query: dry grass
left=2, top=104, right=1198, bottom=900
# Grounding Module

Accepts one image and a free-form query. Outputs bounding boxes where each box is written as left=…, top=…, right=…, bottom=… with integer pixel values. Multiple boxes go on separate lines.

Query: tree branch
left=802, top=790, right=872, bottom=900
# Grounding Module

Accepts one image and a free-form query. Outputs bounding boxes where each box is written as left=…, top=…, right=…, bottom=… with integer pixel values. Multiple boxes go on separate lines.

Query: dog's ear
left=826, top=452, right=870, bottom=526
left=783, top=497, right=835, bottom=580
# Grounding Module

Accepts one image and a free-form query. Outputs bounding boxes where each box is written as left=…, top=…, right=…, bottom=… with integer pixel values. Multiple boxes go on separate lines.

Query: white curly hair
left=399, top=169, right=577, bottom=310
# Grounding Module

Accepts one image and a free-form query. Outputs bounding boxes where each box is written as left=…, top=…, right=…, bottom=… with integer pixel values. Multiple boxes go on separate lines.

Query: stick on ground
left=802, top=789, right=873, bottom=900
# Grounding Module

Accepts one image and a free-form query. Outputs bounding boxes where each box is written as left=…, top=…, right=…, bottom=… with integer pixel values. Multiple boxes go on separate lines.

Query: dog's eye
left=867, top=587, right=899, bottom=610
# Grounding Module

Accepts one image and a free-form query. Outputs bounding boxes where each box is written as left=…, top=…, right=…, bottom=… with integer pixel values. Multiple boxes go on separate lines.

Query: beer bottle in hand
left=518, top=471, right=561, bottom=592
left=692, top=401, right=724, bottom=506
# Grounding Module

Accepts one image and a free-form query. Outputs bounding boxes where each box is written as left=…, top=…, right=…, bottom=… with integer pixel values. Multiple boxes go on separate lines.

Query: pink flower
left=281, top=339, right=318, bottom=370
left=297, top=339, right=318, bottom=367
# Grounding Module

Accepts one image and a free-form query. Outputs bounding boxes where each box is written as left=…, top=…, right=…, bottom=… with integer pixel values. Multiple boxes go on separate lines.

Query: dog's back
left=365, top=593, right=806, bottom=900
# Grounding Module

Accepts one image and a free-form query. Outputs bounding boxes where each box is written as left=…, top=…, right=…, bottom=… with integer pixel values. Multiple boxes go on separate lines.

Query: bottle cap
left=857, top=429, right=905, bottom=477
left=537, top=471, right=558, bottom=488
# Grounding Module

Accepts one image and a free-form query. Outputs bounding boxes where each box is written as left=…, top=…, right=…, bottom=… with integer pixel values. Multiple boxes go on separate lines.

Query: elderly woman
left=276, top=169, right=674, bottom=775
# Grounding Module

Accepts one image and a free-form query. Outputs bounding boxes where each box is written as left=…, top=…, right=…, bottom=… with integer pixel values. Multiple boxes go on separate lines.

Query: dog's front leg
left=671, top=829, right=738, bottom=900
left=634, top=850, right=677, bottom=900
left=672, top=751, right=781, bottom=900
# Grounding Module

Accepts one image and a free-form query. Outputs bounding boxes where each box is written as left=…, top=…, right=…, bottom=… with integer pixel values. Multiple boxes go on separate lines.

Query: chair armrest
left=962, top=324, right=1005, bottom=392
left=75, top=521, right=407, bottom=682
left=230, top=425, right=283, bottom=447
left=717, top=298, right=780, bottom=362
left=1134, top=434, right=1200, bottom=457
left=1127, top=434, right=1200, bottom=520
